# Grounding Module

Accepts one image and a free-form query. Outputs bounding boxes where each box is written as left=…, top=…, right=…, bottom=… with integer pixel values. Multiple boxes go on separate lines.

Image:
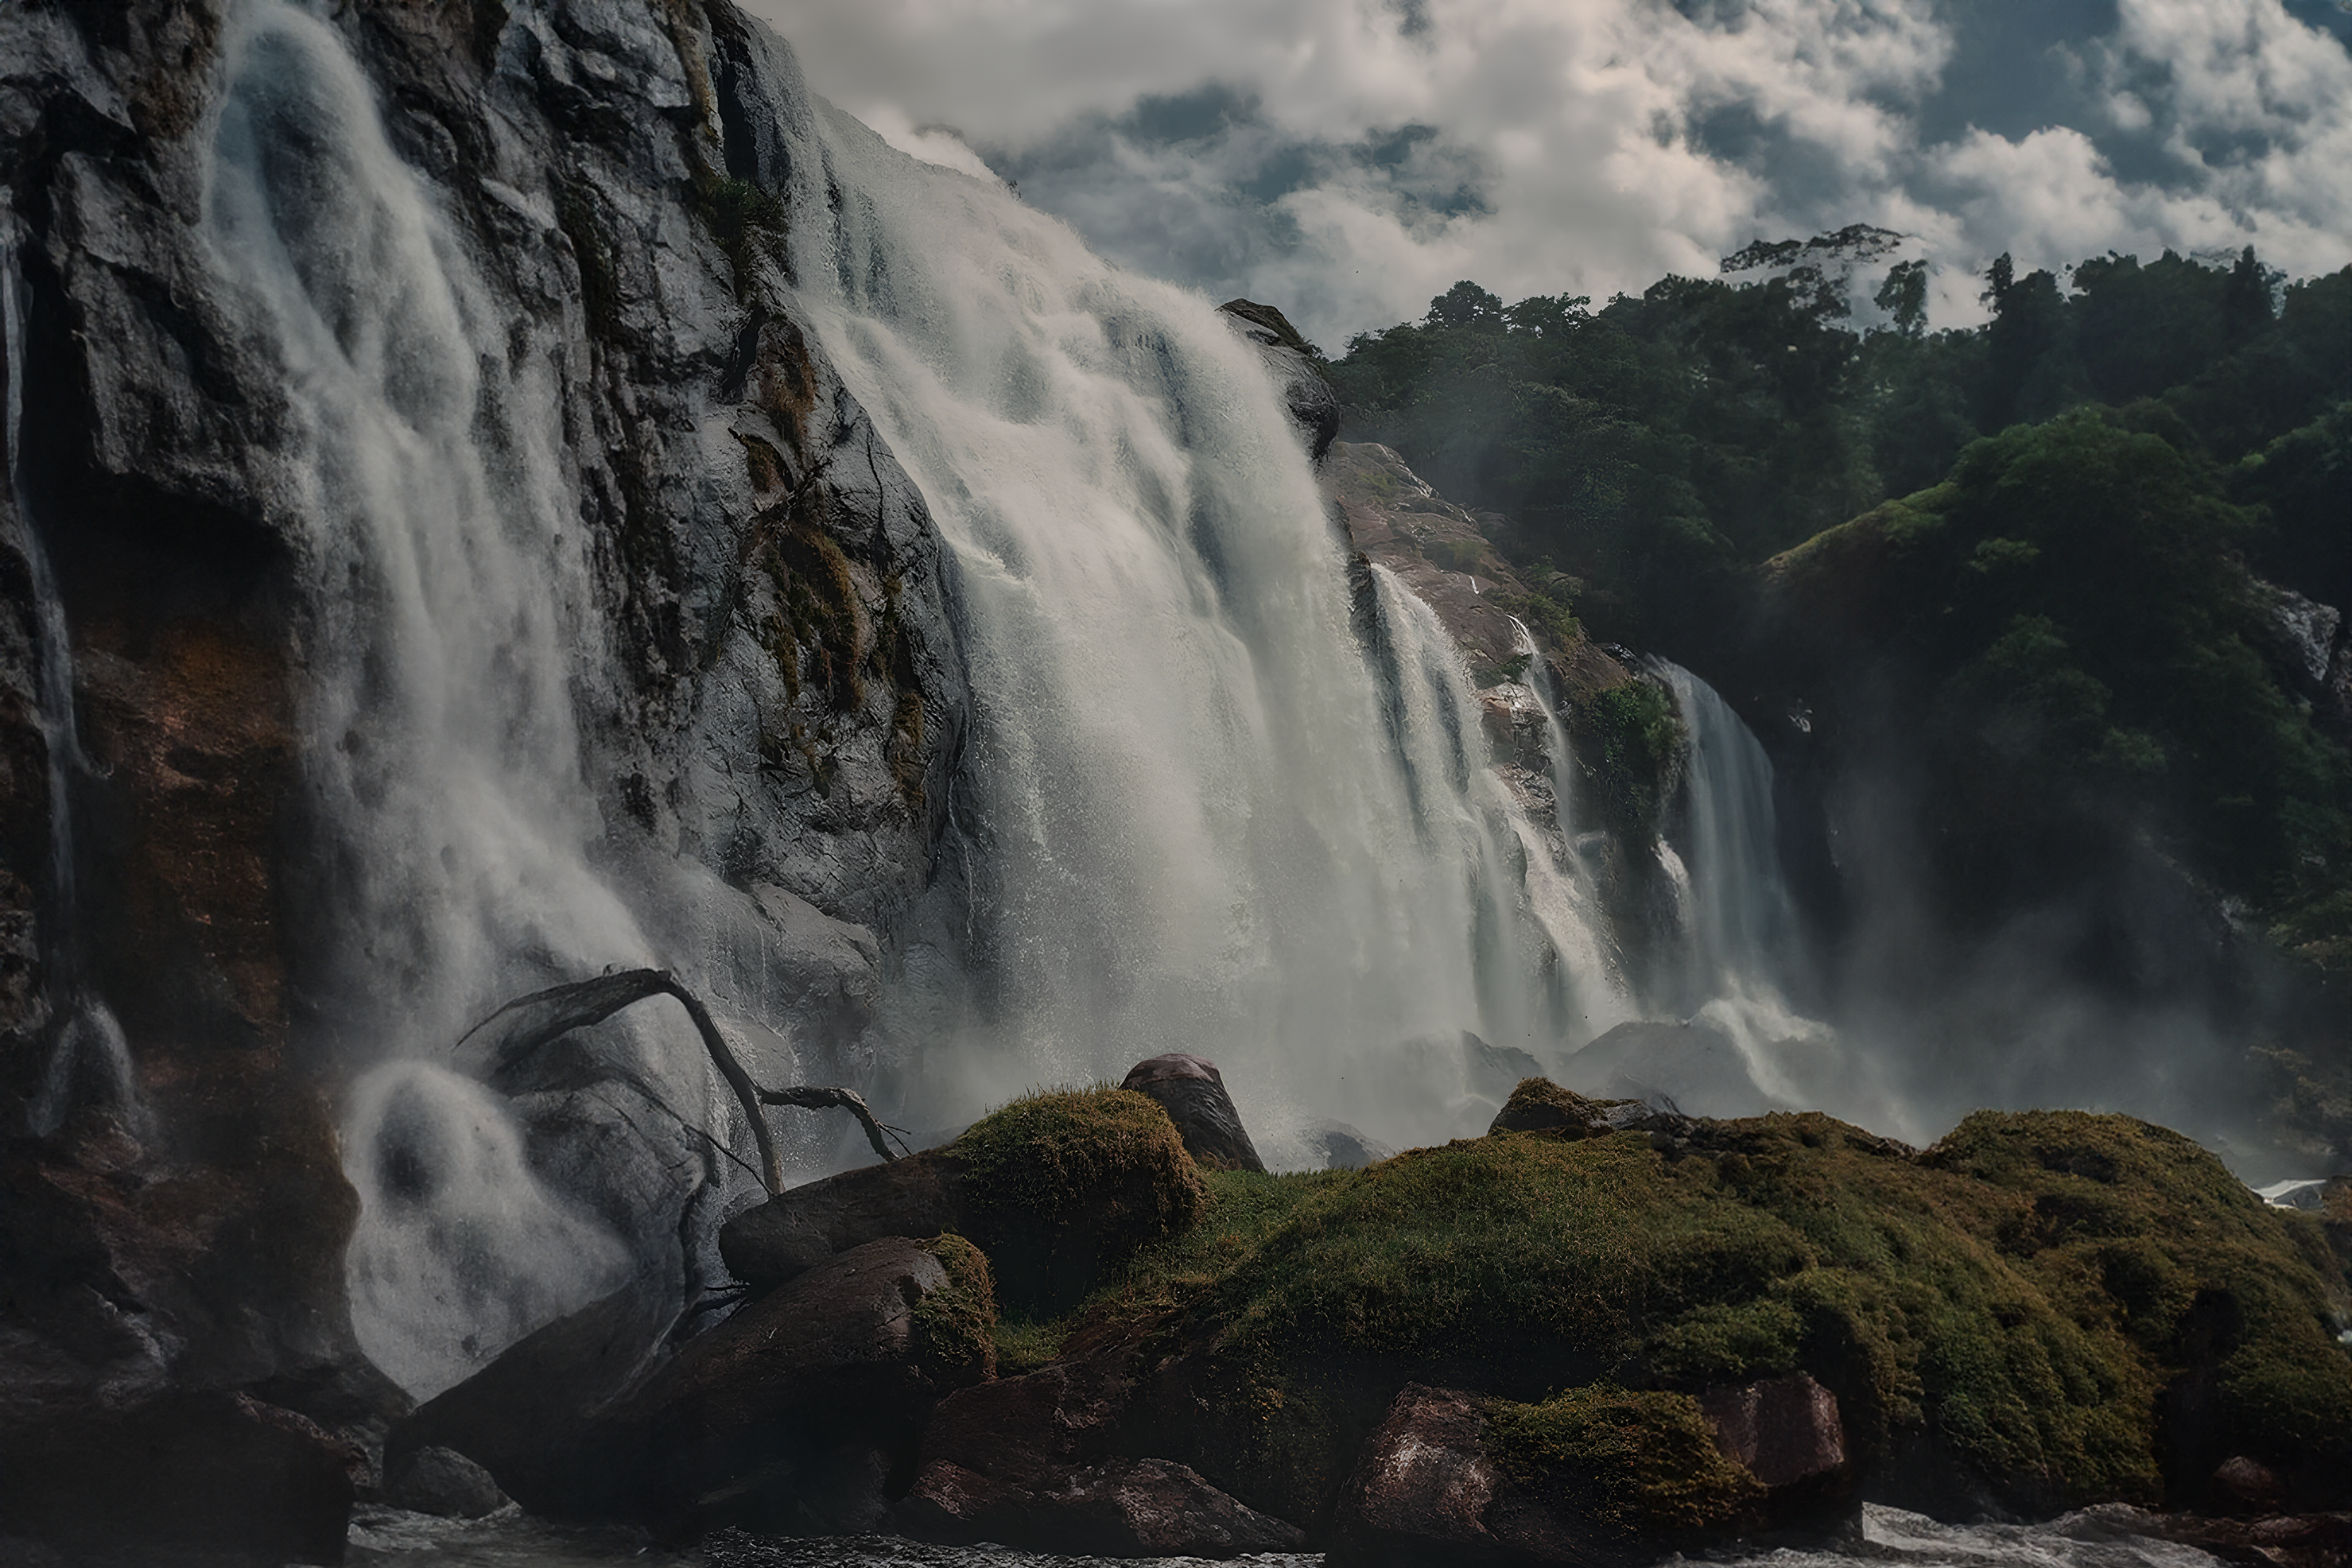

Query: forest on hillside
left=1325, top=247, right=2352, bottom=993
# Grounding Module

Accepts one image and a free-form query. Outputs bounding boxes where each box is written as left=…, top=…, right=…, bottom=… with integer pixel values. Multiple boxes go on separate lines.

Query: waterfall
left=202, top=1, right=647, bottom=1398
left=782, top=107, right=1628, bottom=1147
left=1640, top=658, right=1858, bottom=1119
left=2, top=205, right=141, bottom=1140
left=1650, top=658, right=1803, bottom=998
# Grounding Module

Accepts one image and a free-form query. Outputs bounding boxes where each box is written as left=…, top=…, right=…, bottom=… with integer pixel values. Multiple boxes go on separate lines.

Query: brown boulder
left=384, top=1274, right=674, bottom=1514
left=897, top=1342, right=1300, bottom=1556
left=1328, top=1384, right=1632, bottom=1567
left=718, top=1151, right=967, bottom=1290
left=1485, top=1078, right=1651, bottom=1139
left=1120, top=1054, right=1264, bottom=1172
left=580, top=1236, right=991, bottom=1533
left=1699, top=1373, right=1847, bottom=1488
left=899, top=1454, right=1306, bottom=1558
left=2211, top=1454, right=2289, bottom=1513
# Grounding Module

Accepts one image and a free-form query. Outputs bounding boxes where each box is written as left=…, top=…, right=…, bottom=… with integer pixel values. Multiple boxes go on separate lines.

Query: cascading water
left=1649, top=658, right=1804, bottom=1003
left=185, top=0, right=1799, bottom=1399
left=1, top=205, right=140, bottom=1141
left=1510, top=618, right=1634, bottom=1043
left=202, top=1, right=655, bottom=1398
left=1635, top=658, right=1914, bottom=1131
left=782, top=109, right=1626, bottom=1146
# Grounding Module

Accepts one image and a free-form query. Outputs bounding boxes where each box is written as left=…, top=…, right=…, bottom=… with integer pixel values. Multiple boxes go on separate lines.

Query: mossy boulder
left=952, top=1087, right=1208, bottom=1314
left=911, top=1234, right=999, bottom=1388
left=1487, top=1077, right=1650, bottom=1138
left=1076, top=1096, right=2350, bottom=1537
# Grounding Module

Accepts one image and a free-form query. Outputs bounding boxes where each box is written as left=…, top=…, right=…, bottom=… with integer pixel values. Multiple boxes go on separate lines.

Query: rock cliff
left=0, top=0, right=969, bottom=1550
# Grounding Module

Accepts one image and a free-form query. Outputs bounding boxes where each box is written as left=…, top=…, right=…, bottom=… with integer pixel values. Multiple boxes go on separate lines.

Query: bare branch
left=448, top=967, right=899, bottom=1195
left=756, top=1084, right=908, bottom=1163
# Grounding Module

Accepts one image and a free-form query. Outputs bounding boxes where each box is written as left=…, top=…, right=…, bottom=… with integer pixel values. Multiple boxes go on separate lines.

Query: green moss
left=1571, top=677, right=1683, bottom=837
left=990, top=1314, right=1070, bottom=1376
left=952, top=1087, right=1209, bottom=1313
left=891, top=690, right=926, bottom=808
left=759, top=522, right=866, bottom=712
left=1068, top=1100, right=2350, bottom=1522
left=1483, top=1384, right=1764, bottom=1535
left=1488, top=1076, right=1635, bottom=1136
left=1644, top=1297, right=1803, bottom=1385
left=911, top=1233, right=999, bottom=1388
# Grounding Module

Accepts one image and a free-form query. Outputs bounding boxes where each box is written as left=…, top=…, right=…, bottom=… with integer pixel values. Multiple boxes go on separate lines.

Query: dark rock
left=1486, top=1078, right=1651, bottom=1139
left=575, top=1236, right=988, bottom=1532
left=719, top=1151, right=968, bottom=1289
left=383, top=1445, right=509, bottom=1519
left=1698, top=1372, right=1855, bottom=1534
left=897, top=1344, right=1302, bottom=1556
left=1328, top=1384, right=1633, bottom=1567
left=386, top=1275, right=674, bottom=1515
left=1120, top=1054, right=1265, bottom=1172
left=900, top=1455, right=1306, bottom=1558
left=0, top=1391, right=357, bottom=1567
left=1298, top=1118, right=1397, bottom=1170
left=2089, top=1506, right=2352, bottom=1568
left=2213, top=1454, right=2289, bottom=1513
left=1217, top=300, right=1338, bottom=462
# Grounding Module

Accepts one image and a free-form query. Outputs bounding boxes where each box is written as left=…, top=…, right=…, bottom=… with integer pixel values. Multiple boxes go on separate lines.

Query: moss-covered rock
left=1483, top=1384, right=1767, bottom=1537
left=1077, top=1096, right=2350, bottom=1534
left=953, top=1087, right=1208, bottom=1314
left=911, top=1234, right=999, bottom=1388
left=1488, top=1077, right=1648, bottom=1138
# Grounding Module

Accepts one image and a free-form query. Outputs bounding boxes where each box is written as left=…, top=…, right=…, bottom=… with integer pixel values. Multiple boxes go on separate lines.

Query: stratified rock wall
left=0, top=0, right=968, bottom=1548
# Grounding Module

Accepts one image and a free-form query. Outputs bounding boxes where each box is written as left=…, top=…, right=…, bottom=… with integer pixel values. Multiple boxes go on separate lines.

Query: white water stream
left=203, top=2, right=644, bottom=1398
left=782, top=108, right=1628, bottom=1148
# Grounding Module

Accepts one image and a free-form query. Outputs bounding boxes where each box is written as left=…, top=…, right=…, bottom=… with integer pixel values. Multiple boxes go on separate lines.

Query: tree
left=1874, top=259, right=1928, bottom=336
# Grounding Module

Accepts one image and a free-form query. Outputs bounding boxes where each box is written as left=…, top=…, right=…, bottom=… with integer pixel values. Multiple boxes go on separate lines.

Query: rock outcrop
left=1219, top=300, right=1340, bottom=463
left=1119, top=1053, right=1265, bottom=1173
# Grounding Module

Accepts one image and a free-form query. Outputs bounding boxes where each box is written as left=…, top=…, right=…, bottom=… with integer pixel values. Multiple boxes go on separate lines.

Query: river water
left=348, top=1504, right=2236, bottom=1568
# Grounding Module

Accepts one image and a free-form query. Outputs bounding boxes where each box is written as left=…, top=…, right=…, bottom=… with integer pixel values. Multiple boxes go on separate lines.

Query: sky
left=741, top=0, right=2352, bottom=351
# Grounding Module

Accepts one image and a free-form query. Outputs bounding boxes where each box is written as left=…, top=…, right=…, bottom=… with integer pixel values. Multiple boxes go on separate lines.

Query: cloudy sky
left=741, top=0, right=2352, bottom=351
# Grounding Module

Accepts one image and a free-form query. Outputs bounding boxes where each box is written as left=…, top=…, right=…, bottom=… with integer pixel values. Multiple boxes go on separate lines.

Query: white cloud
left=741, top=0, right=2352, bottom=344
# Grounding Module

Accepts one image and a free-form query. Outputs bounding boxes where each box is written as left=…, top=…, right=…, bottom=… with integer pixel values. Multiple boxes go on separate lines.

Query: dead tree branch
left=452, top=966, right=894, bottom=1195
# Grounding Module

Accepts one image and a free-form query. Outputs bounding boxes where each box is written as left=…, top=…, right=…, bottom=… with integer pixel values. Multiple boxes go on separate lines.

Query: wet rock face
left=586, top=1236, right=992, bottom=1534
left=0, top=1390, right=360, bottom=1568
left=1218, top=300, right=1338, bottom=463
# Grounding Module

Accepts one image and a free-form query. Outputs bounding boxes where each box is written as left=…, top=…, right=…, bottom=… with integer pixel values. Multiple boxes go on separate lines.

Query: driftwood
left=455, top=967, right=899, bottom=1194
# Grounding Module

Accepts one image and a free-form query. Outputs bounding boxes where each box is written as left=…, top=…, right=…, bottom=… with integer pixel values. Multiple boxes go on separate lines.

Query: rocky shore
left=320, top=1064, right=2351, bottom=1568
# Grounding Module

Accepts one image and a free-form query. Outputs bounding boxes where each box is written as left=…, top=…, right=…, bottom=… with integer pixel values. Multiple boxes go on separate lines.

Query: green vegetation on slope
left=1325, top=247, right=2352, bottom=972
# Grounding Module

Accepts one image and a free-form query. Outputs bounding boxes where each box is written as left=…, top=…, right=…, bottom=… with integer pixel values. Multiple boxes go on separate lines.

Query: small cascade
left=1650, top=659, right=1803, bottom=997
left=1623, top=658, right=1855, bottom=1120
left=343, top=1062, right=635, bottom=1398
left=2, top=204, right=142, bottom=1140
left=201, top=1, right=662, bottom=1395
left=1507, top=618, right=1633, bottom=1044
